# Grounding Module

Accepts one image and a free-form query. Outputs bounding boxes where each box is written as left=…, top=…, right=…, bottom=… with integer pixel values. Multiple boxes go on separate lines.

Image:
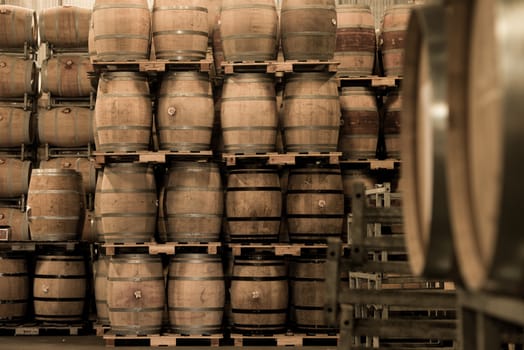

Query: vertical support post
left=339, top=304, right=354, bottom=350
left=351, top=182, right=366, bottom=265
left=325, top=238, right=341, bottom=327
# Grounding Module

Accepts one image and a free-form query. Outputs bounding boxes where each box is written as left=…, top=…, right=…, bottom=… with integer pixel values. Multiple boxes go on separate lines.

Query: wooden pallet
left=38, top=92, right=95, bottom=109
left=0, top=323, right=87, bottom=336
left=336, top=75, right=402, bottom=88
left=0, top=94, right=34, bottom=110
left=222, top=59, right=339, bottom=76
left=101, top=242, right=222, bottom=256
left=93, top=323, right=110, bottom=336
left=227, top=243, right=352, bottom=257
left=230, top=333, right=339, bottom=347
left=93, top=150, right=213, bottom=165
left=103, top=333, right=223, bottom=347
left=339, top=159, right=401, bottom=170
left=0, top=241, right=88, bottom=252
left=222, top=152, right=341, bottom=166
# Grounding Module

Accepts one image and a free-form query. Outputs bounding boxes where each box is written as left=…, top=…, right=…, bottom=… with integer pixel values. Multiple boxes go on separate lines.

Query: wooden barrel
left=383, top=90, right=402, bottom=159
left=287, top=166, right=344, bottom=242
left=33, top=254, right=87, bottom=323
left=95, top=72, right=152, bottom=152
left=88, top=17, right=96, bottom=58
left=221, top=74, right=277, bottom=153
left=380, top=5, right=412, bottom=76
left=0, top=208, right=29, bottom=241
left=81, top=208, right=96, bottom=243
left=0, top=5, right=36, bottom=49
left=152, top=0, right=209, bottom=60
left=39, top=6, right=91, bottom=49
left=93, top=255, right=109, bottom=325
left=0, top=107, right=33, bottom=147
left=107, top=254, right=165, bottom=335
left=39, top=158, right=97, bottom=194
left=167, top=254, right=225, bottom=334
left=226, top=168, right=281, bottom=242
left=38, top=106, right=94, bottom=148
left=97, top=163, right=157, bottom=243
left=157, top=72, right=214, bottom=151
left=220, top=0, right=278, bottom=61
left=0, top=158, right=31, bottom=198
left=290, top=255, right=339, bottom=332
left=164, top=162, right=223, bottom=242
left=27, top=169, right=85, bottom=241
left=92, top=0, right=151, bottom=61
left=0, top=253, right=29, bottom=322
left=282, top=73, right=340, bottom=152
left=280, top=0, right=337, bottom=60
left=338, top=87, right=379, bottom=159
left=401, top=4, right=458, bottom=279
left=0, top=55, right=35, bottom=98
left=41, top=55, right=94, bottom=97
left=231, top=254, right=288, bottom=334
left=335, top=5, right=376, bottom=76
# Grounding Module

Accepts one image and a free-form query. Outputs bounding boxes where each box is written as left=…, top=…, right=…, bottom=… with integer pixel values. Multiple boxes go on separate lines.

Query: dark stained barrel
left=0, top=253, right=29, bottom=322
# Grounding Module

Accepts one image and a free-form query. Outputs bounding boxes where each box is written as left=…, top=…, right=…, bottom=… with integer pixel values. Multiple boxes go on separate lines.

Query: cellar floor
left=0, top=336, right=335, bottom=349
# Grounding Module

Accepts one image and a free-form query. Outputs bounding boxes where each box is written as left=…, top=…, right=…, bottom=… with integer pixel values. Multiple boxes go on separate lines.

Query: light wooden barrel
left=107, top=254, right=165, bottom=335
left=157, top=72, right=214, bottom=151
left=39, top=6, right=91, bottom=49
left=41, top=55, right=94, bottom=97
left=27, top=169, right=85, bottom=241
left=0, top=107, right=33, bottom=147
left=380, top=5, right=412, bottom=76
left=335, top=5, right=376, bottom=76
left=230, top=254, right=288, bottom=334
left=95, top=72, right=152, bottom=152
left=39, top=158, right=97, bottom=194
left=0, top=55, right=35, bottom=98
left=0, top=5, right=36, bottom=49
left=88, top=17, right=96, bottom=58
left=33, top=254, right=87, bottom=323
left=401, top=4, right=458, bottom=279
left=0, top=158, right=31, bottom=198
left=221, top=74, right=277, bottom=153
left=152, top=0, right=209, bottom=60
left=38, top=106, right=94, bottom=148
left=383, top=90, right=402, bottom=159
left=164, top=162, right=223, bottom=242
left=0, top=208, right=29, bottom=241
left=287, top=166, right=344, bottom=242
left=92, top=0, right=151, bottom=61
left=220, top=0, right=278, bottom=61
left=0, top=253, right=29, bottom=323
left=93, top=255, right=109, bottom=325
left=226, top=168, right=282, bottom=242
left=282, top=73, right=340, bottom=152
left=97, top=163, right=157, bottom=243
left=338, top=87, right=379, bottom=159
left=281, top=0, right=337, bottom=60
left=167, top=254, right=225, bottom=334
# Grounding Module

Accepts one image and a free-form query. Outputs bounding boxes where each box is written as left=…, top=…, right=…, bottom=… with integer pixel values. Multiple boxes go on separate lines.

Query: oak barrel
left=107, top=254, right=165, bottom=335
left=286, top=166, right=344, bottom=242
left=39, top=6, right=91, bottom=49
left=0, top=253, right=29, bottom=322
left=41, top=55, right=94, bottom=97
left=93, top=255, right=109, bottom=325
left=39, top=157, right=97, bottom=194
left=92, top=0, right=151, bottom=60
left=226, top=168, right=282, bottom=242
left=0, top=158, right=31, bottom=198
left=157, top=72, right=214, bottom=151
left=97, top=163, right=157, bottom=243
left=338, top=86, right=379, bottom=159
left=0, top=55, right=35, bottom=98
left=38, top=106, right=94, bottom=148
left=220, top=0, right=278, bottom=61
left=380, top=5, right=412, bottom=76
left=152, top=0, right=209, bottom=60
left=164, top=162, right=223, bottom=242
left=95, top=72, right=152, bottom=152
left=282, top=73, right=340, bottom=152
left=167, top=254, right=225, bottom=334
left=383, top=90, right=402, bottom=159
left=27, top=169, right=85, bottom=241
left=221, top=74, right=277, bottom=153
left=0, top=5, right=36, bottom=49
left=280, top=0, right=337, bottom=60
left=230, top=254, right=288, bottom=334
left=0, top=107, right=33, bottom=147
left=0, top=208, right=29, bottom=241
left=335, top=5, right=376, bottom=76
left=33, top=254, right=87, bottom=322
